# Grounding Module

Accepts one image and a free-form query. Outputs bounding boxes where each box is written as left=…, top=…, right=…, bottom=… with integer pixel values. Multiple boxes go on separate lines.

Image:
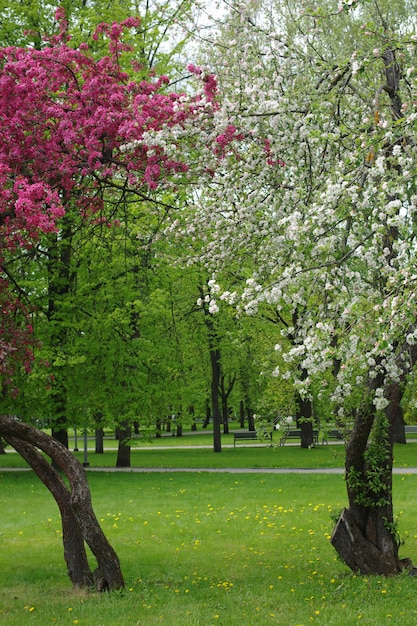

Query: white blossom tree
left=177, top=0, right=417, bottom=575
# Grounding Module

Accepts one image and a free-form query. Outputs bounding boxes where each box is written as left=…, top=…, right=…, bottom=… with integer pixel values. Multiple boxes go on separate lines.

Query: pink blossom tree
left=0, top=10, right=239, bottom=588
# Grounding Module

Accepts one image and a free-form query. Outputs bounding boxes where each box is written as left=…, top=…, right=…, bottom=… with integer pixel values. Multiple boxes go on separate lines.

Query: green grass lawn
left=1, top=470, right=417, bottom=625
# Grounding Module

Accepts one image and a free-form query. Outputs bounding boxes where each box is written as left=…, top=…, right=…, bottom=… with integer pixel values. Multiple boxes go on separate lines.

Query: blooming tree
left=0, top=10, right=239, bottom=587
left=180, top=0, right=417, bottom=575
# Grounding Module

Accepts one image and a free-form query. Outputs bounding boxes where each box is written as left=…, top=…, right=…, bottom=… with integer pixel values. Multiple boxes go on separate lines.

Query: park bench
left=233, top=431, right=257, bottom=446
left=233, top=431, right=272, bottom=446
left=279, top=428, right=318, bottom=446
left=322, top=429, right=348, bottom=444
left=405, top=425, right=417, bottom=436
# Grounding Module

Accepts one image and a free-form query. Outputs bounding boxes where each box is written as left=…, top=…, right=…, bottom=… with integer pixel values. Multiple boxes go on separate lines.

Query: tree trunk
left=332, top=47, right=415, bottom=575
left=296, top=368, right=315, bottom=448
left=0, top=437, right=5, bottom=454
left=7, top=437, right=94, bottom=587
left=95, top=428, right=104, bottom=454
left=223, top=408, right=229, bottom=435
left=331, top=380, right=405, bottom=575
left=247, top=406, right=255, bottom=431
left=331, top=506, right=402, bottom=575
left=200, top=290, right=222, bottom=451
left=389, top=382, right=406, bottom=444
left=51, top=414, right=69, bottom=449
left=116, top=421, right=131, bottom=467
left=156, top=417, right=162, bottom=437
left=203, top=399, right=210, bottom=428
left=94, top=413, right=104, bottom=453
left=239, top=400, right=245, bottom=428
left=189, top=405, right=197, bottom=431
left=0, top=415, right=124, bottom=590
left=210, top=347, right=222, bottom=452
left=220, top=373, right=235, bottom=435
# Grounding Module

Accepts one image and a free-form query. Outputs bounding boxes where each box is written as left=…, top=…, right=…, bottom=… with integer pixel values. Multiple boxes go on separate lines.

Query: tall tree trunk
left=247, top=405, right=255, bottom=431
left=296, top=394, right=314, bottom=449
left=203, top=399, right=210, bottom=428
left=95, top=428, right=104, bottom=454
left=201, top=296, right=222, bottom=451
left=190, top=406, right=197, bottom=432
left=116, top=421, right=131, bottom=467
left=94, top=412, right=104, bottom=453
left=210, top=347, right=222, bottom=452
left=295, top=367, right=315, bottom=448
left=220, top=373, right=235, bottom=435
left=239, top=400, right=245, bottom=428
left=332, top=45, right=414, bottom=574
left=389, top=381, right=406, bottom=444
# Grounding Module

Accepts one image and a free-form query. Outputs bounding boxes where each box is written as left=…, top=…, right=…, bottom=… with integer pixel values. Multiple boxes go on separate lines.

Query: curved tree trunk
left=0, top=415, right=124, bottom=590
left=6, top=437, right=94, bottom=587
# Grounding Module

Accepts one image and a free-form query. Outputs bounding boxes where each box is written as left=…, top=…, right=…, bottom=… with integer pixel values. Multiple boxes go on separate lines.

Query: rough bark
left=331, top=507, right=401, bottom=575
left=0, top=415, right=124, bottom=590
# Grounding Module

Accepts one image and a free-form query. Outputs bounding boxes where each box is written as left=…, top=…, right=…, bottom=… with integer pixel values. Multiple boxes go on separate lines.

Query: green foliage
left=0, top=0, right=194, bottom=78
left=253, top=415, right=274, bottom=443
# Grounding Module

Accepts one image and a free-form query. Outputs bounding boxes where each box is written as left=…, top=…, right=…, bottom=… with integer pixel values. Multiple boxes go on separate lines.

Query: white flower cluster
left=175, top=0, right=417, bottom=425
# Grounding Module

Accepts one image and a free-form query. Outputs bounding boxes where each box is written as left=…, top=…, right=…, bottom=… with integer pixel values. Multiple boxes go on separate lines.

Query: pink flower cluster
left=214, top=124, right=245, bottom=158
